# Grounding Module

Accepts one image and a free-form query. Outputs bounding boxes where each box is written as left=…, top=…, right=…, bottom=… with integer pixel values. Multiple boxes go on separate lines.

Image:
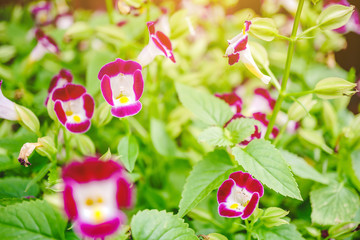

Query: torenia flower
left=18, top=142, right=41, bottom=167
left=137, top=18, right=176, bottom=66
left=0, top=80, right=18, bottom=121
left=217, top=171, right=263, bottom=219
left=29, top=29, right=59, bottom=62
left=62, top=157, right=133, bottom=239
left=225, top=21, right=271, bottom=84
left=215, top=92, right=243, bottom=114
left=98, top=59, right=144, bottom=118
left=55, top=12, right=74, bottom=29
left=45, top=69, right=73, bottom=105
left=30, top=1, right=53, bottom=26
left=324, top=0, right=360, bottom=34
left=52, top=83, right=94, bottom=133
left=246, top=88, right=276, bottom=115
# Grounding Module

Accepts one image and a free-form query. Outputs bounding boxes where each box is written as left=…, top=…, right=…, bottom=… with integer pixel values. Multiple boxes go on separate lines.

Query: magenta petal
left=133, top=70, right=144, bottom=101
left=54, top=101, right=67, bottom=125
left=66, top=120, right=91, bottom=133
left=218, top=202, right=242, bottom=218
left=111, top=101, right=142, bottom=118
left=234, top=35, right=248, bottom=52
left=230, top=171, right=264, bottom=196
left=101, top=75, right=114, bottom=106
left=217, top=179, right=235, bottom=203
left=78, top=216, right=124, bottom=239
left=156, top=31, right=172, bottom=50
left=116, top=177, right=133, bottom=209
left=241, top=193, right=259, bottom=219
left=98, top=59, right=142, bottom=80
left=63, top=186, right=78, bottom=219
left=83, top=94, right=95, bottom=118
left=230, top=171, right=250, bottom=188
left=228, top=53, right=240, bottom=65
left=52, top=83, right=86, bottom=102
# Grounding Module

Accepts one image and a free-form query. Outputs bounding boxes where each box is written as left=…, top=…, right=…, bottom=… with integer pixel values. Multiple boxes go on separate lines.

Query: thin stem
left=105, top=0, right=114, bottom=24
left=297, top=25, right=319, bottom=39
left=273, top=120, right=289, bottom=146
left=122, top=117, right=131, bottom=136
left=265, top=0, right=305, bottom=140
left=245, top=219, right=252, bottom=240
left=274, top=33, right=292, bottom=41
left=62, top=127, right=71, bottom=161
left=263, top=64, right=281, bottom=91
left=285, top=90, right=315, bottom=97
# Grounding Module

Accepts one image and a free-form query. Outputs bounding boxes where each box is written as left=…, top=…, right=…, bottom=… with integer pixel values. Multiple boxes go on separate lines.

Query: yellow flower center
left=73, top=115, right=81, bottom=123
left=86, top=198, right=94, bottom=206
left=65, top=110, right=73, bottom=116
left=230, top=203, right=239, bottom=209
left=242, top=25, right=246, bottom=35
left=116, top=93, right=129, bottom=104
left=94, top=209, right=103, bottom=223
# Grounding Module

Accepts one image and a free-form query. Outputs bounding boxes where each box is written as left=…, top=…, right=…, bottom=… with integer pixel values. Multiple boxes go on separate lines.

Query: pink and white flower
left=215, top=92, right=243, bottom=114
left=62, top=157, right=133, bottom=239
left=225, top=21, right=271, bottom=84
left=246, top=88, right=276, bottom=115
left=324, top=0, right=360, bottom=35
left=0, top=80, right=18, bottom=121
left=29, top=29, right=59, bottom=62
left=217, top=171, right=263, bottom=219
left=55, top=12, right=74, bottom=29
left=52, top=83, right=94, bottom=133
left=137, top=19, right=176, bottom=66
left=30, top=1, right=53, bottom=26
left=98, top=59, right=144, bottom=118
left=45, top=69, right=73, bottom=105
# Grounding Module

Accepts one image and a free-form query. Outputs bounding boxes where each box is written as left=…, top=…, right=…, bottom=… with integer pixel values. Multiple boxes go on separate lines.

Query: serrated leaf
left=225, top=118, right=257, bottom=143
left=232, top=139, right=302, bottom=200
left=0, top=200, right=67, bottom=240
left=117, top=135, right=139, bottom=172
left=178, top=150, right=236, bottom=217
left=0, top=177, right=39, bottom=199
left=281, top=150, right=328, bottom=184
left=150, top=118, right=177, bottom=157
left=198, top=127, right=233, bottom=146
left=175, top=83, right=233, bottom=126
left=310, top=182, right=360, bottom=225
left=131, top=209, right=198, bottom=240
left=258, top=224, right=305, bottom=240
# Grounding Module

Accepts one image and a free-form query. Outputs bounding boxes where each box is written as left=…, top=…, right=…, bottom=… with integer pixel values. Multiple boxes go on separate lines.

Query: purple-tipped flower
left=225, top=21, right=271, bottom=84
left=324, top=0, right=360, bottom=34
left=52, top=83, right=94, bottom=133
left=98, top=59, right=144, bottom=118
left=137, top=19, right=176, bottom=66
left=45, top=69, right=73, bottom=105
left=0, top=80, right=18, bottom=121
left=217, top=171, right=263, bottom=219
left=246, top=88, right=276, bottom=115
left=215, top=92, right=243, bottom=114
left=30, top=1, right=53, bottom=26
left=29, top=29, right=59, bottom=62
left=62, top=157, right=133, bottom=239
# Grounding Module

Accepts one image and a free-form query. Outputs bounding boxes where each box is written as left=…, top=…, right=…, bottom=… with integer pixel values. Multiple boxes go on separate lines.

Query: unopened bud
left=288, top=94, right=316, bottom=121
left=314, top=77, right=357, bottom=99
left=317, top=4, right=354, bottom=30
left=93, top=102, right=113, bottom=127
left=298, top=129, right=333, bottom=154
left=36, top=136, right=57, bottom=159
left=250, top=41, right=270, bottom=67
left=64, top=22, right=93, bottom=42
left=15, top=104, right=40, bottom=134
left=249, top=18, right=278, bottom=41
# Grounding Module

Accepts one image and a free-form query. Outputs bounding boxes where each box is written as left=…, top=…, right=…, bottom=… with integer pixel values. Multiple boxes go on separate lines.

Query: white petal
left=240, top=47, right=270, bottom=84
left=0, top=88, right=18, bottom=121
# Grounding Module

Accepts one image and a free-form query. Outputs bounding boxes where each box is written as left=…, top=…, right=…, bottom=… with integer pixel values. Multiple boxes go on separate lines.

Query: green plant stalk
left=263, top=64, right=281, bottom=91
left=285, top=90, right=315, bottom=97
left=265, top=0, right=305, bottom=139
left=105, top=0, right=114, bottom=24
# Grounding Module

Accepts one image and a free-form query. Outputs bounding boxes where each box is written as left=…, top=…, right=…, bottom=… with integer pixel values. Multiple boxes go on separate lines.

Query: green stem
left=245, top=219, right=252, bottom=240
left=265, top=0, right=305, bottom=140
left=122, top=117, right=131, bottom=136
left=105, top=0, right=114, bottom=24
left=274, top=33, right=292, bottom=41
left=62, top=127, right=71, bottom=161
left=297, top=25, right=320, bottom=39
left=263, top=64, right=281, bottom=91
left=285, top=90, right=315, bottom=97
left=273, top=120, right=289, bottom=146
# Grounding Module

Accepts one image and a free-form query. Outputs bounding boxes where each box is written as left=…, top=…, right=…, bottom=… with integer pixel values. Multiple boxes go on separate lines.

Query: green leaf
left=0, top=155, right=17, bottom=172
left=258, top=224, right=305, bottom=240
left=25, top=162, right=55, bottom=192
left=131, top=209, right=198, bottom=240
left=281, top=150, right=328, bottom=184
left=352, top=150, right=360, bottom=182
left=198, top=127, right=233, bottom=146
left=175, top=83, right=233, bottom=126
left=0, top=177, right=39, bottom=198
left=208, top=233, right=229, bottom=240
left=232, top=139, right=302, bottom=200
left=310, top=182, right=360, bottom=225
left=178, top=150, right=236, bottom=217
left=117, top=135, right=139, bottom=172
left=225, top=118, right=257, bottom=144
left=150, top=118, right=177, bottom=157
left=86, top=51, right=116, bottom=96
left=0, top=200, right=67, bottom=240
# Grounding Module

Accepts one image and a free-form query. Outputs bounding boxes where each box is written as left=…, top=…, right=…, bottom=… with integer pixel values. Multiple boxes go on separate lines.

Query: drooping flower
left=324, top=0, right=360, bottom=35
left=217, top=171, right=263, bottom=219
left=0, top=80, right=18, bottom=121
left=225, top=21, right=271, bottom=84
left=45, top=69, right=73, bottom=105
left=29, top=29, right=59, bottom=62
left=137, top=17, right=176, bottom=66
left=52, top=83, right=94, bottom=133
left=18, top=142, right=41, bottom=167
left=98, top=58, right=144, bottom=118
left=215, top=92, right=243, bottom=114
left=30, top=1, right=53, bottom=26
left=62, top=157, right=133, bottom=239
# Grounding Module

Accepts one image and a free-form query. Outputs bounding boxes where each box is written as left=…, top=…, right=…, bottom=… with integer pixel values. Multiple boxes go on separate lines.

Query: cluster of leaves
left=0, top=0, right=360, bottom=239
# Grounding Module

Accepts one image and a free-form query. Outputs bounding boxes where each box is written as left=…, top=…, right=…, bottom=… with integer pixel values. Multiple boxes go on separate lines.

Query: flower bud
left=36, top=136, right=57, bottom=159
left=64, top=22, right=93, bottom=42
left=317, top=4, right=354, bottom=30
left=288, top=94, right=316, bottom=121
left=261, top=207, right=289, bottom=228
left=314, top=77, right=357, bottom=99
left=298, top=129, right=333, bottom=154
left=93, top=102, right=113, bottom=127
left=71, top=134, right=96, bottom=156
left=322, top=101, right=338, bottom=135
left=207, top=233, right=228, bottom=240
left=249, top=41, right=270, bottom=67
left=249, top=18, right=278, bottom=41
left=15, top=104, right=40, bottom=134
left=46, top=99, right=57, bottom=121
left=328, top=222, right=358, bottom=239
